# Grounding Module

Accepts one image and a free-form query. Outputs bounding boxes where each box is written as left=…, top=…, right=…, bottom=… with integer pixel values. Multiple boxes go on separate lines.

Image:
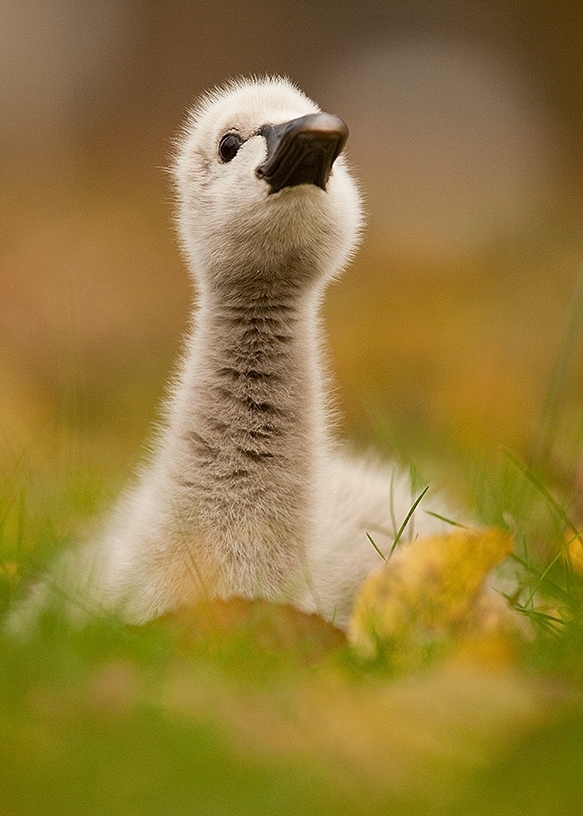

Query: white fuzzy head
left=173, top=76, right=363, bottom=295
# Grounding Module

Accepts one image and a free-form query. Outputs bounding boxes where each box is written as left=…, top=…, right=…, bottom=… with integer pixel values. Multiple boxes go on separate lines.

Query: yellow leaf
left=349, top=528, right=514, bottom=670
left=565, top=533, right=583, bottom=576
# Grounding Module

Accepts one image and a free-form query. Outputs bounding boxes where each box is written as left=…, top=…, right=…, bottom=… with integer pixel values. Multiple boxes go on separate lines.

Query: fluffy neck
left=161, top=258, right=331, bottom=600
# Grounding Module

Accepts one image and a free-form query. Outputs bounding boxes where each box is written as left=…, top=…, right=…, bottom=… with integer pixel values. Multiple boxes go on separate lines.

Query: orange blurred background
left=2, top=0, right=583, bottom=482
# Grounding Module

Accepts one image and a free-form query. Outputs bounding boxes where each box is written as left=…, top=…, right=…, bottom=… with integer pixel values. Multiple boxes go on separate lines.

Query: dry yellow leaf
left=565, top=533, right=583, bottom=576
left=349, top=528, right=514, bottom=670
left=144, top=597, right=346, bottom=662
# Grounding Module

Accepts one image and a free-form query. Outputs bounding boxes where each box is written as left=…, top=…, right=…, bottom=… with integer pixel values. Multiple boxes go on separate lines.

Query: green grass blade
left=532, top=261, right=583, bottom=466
left=389, top=485, right=430, bottom=557
left=366, top=531, right=387, bottom=562
left=502, top=447, right=579, bottom=537
left=423, top=510, right=467, bottom=528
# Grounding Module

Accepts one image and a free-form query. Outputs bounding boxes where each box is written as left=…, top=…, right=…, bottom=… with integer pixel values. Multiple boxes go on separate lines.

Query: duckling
left=13, top=76, right=454, bottom=632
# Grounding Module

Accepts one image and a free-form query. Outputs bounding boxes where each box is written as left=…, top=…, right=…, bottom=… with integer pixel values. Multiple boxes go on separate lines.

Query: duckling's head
left=173, top=76, right=363, bottom=294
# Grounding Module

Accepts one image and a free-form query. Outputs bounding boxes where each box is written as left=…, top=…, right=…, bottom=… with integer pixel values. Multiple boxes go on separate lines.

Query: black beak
left=256, top=112, right=348, bottom=194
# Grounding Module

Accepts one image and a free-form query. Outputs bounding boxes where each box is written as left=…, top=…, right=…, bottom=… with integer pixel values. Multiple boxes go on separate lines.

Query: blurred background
left=2, top=0, right=583, bottom=483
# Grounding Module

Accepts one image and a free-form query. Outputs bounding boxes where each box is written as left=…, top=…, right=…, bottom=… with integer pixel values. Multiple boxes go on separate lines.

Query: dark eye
left=218, top=133, right=243, bottom=162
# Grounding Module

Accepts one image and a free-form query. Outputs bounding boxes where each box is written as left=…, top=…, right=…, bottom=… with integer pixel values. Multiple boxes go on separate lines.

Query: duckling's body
left=13, top=77, right=453, bottom=632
